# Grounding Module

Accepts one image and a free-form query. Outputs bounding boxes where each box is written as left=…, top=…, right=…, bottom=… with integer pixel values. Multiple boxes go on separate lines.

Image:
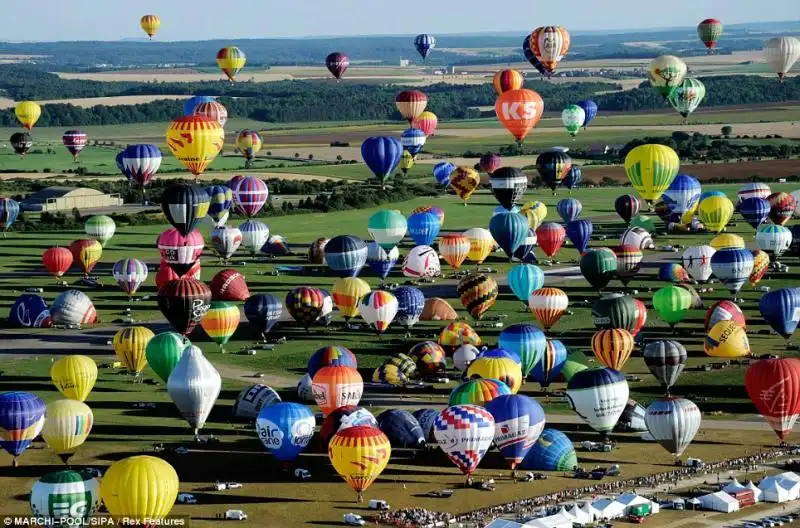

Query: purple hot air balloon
left=233, top=176, right=269, bottom=218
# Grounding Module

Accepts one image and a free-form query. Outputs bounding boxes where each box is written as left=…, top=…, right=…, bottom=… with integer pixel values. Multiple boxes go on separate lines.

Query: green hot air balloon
left=561, top=350, right=590, bottom=382
left=592, top=294, right=639, bottom=332
left=629, top=215, right=657, bottom=233
left=84, top=215, right=116, bottom=247
left=367, top=210, right=407, bottom=251
left=30, top=469, right=100, bottom=521
left=561, top=104, right=585, bottom=138
left=579, top=248, right=618, bottom=291
left=667, top=78, right=706, bottom=119
left=145, top=332, right=190, bottom=382
left=652, top=285, right=692, bottom=328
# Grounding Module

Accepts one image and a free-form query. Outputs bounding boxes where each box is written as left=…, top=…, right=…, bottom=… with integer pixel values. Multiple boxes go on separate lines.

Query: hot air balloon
left=667, top=78, right=706, bottom=119
left=738, top=182, right=772, bottom=202
left=489, top=211, right=528, bottom=259
left=244, top=294, right=283, bottom=339
left=566, top=367, right=629, bottom=436
left=434, top=405, right=495, bottom=484
left=462, top=228, right=493, bottom=265
left=200, top=302, right=240, bottom=352
left=30, top=469, right=100, bottom=521
left=739, top=197, right=771, bottom=230
left=450, top=166, right=481, bottom=204
left=155, top=260, right=201, bottom=291
left=231, top=176, right=269, bottom=218
left=319, top=406, right=378, bottom=445
left=329, top=426, right=391, bottom=502
left=697, top=18, right=723, bottom=52
left=562, top=105, right=586, bottom=138
left=111, top=258, right=148, bottom=299
left=490, top=167, right=527, bottom=210
left=41, top=400, right=93, bottom=463
left=10, top=132, right=32, bottom=156
left=757, top=225, right=792, bottom=258
left=101, top=456, right=178, bottom=522
left=457, top=273, right=498, bottom=321
left=711, top=248, right=754, bottom=296
left=402, top=245, right=440, bottom=278
left=705, top=320, right=750, bottom=358
left=408, top=341, right=446, bottom=376
left=375, top=410, right=424, bottom=448
left=332, top=277, right=370, bottom=322
left=613, top=245, right=643, bottom=286
left=648, top=55, right=687, bottom=98
left=614, top=195, right=640, bottom=224
left=521, top=34, right=547, bottom=75
left=658, top=262, right=691, bottom=284
left=536, top=150, right=572, bottom=194
left=361, top=136, right=402, bottom=187
left=407, top=212, right=440, bottom=246
left=507, top=264, right=544, bottom=305
left=705, top=299, right=746, bottom=333
left=256, top=403, right=315, bottom=461
left=643, top=340, right=687, bottom=393
left=679, top=245, right=714, bottom=283
left=62, top=130, right=88, bottom=161
left=750, top=249, right=770, bottom=287
left=526, top=339, right=566, bottom=388
left=412, top=111, right=438, bottom=136
left=485, top=395, right=545, bottom=474
left=438, top=233, right=470, bottom=271
left=698, top=193, right=734, bottom=233
left=0, top=392, right=45, bottom=465
left=359, top=290, right=398, bottom=335
left=139, top=14, right=160, bottom=38
left=767, top=192, right=796, bottom=226
left=519, top=428, right=577, bottom=471
left=325, top=235, right=368, bottom=277
left=368, top=210, right=407, bottom=251
left=312, top=365, right=363, bottom=416
left=15, top=101, right=41, bottom=130
left=235, top=130, right=262, bottom=166
left=238, top=219, right=269, bottom=256
left=536, top=222, right=566, bottom=261
left=590, top=294, right=636, bottom=332
left=745, top=358, right=800, bottom=441
left=286, top=287, right=325, bottom=331
left=495, top=89, right=544, bottom=143
left=710, top=233, right=745, bottom=251
left=760, top=288, right=800, bottom=342
left=414, top=34, right=436, bottom=59
left=157, top=278, right=211, bottom=335
left=165, top=116, right=224, bottom=179
left=42, top=247, right=72, bottom=282
left=325, top=52, right=349, bottom=80
left=82, top=215, right=115, bottom=248
left=393, top=286, right=425, bottom=330
left=662, top=174, right=701, bottom=220
left=565, top=219, right=592, bottom=255
left=591, top=329, right=634, bottom=371
left=468, top=352, right=523, bottom=394
left=122, top=144, right=162, bottom=187
left=192, top=100, right=228, bottom=129
left=479, top=153, right=502, bottom=175
left=625, top=144, right=680, bottom=204
left=763, top=37, right=800, bottom=80
left=432, top=162, right=455, bottom=187
left=563, top=165, right=582, bottom=192
left=528, top=287, right=568, bottom=331
left=210, top=226, right=242, bottom=261
left=645, top=397, right=701, bottom=458
left=308, top=346, right=357, bottom=379
left=496, top=324, right=545, bottom=377
left=216, top=46, right=246, bottom=81
left=621, top=226, right=654, bottom=250
left=366, top=243, right=398, bottom=280
left=395, top=90, right=427, bottom=124
left=208, top=269, right=249, bottom=303
left=157, top=228, right=203, bottom=275
left=69, top=239, right=102, bottom=277
left=144, top=332, right=189, bottom=384
left=262, top=234, right=289, bottom=257
left=112, top=326, right=154, bottom=376
left=529, top=26, right=570, bottom=73
left=580, top=248, right=616, bottom=290
left=232, top=384, right=281, bottom=419
left=653, top=285, right=692, bottom=327
left=453, top=344, right=479, bottom=373
left=167, top=345, right=221, bottom=436
left=51, top=290, right=96, bottom=327
left=555, top=198, right=582, bottom=224
left=50, top=356, right=97, bottom=402
left=400, top=128, right=426, bottom=158
left=8, top=293, right=50, bottom=329
left=492, top=69, right=524, bottom=95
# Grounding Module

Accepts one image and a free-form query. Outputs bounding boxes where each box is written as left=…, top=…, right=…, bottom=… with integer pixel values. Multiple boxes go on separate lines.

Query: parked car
left=343, top=513, right=365, bottom=526
left=294, top=468, right=311, bottom=480
left=225, top=510, right=247, bottom=521
left=177, top=493, right=196, bottom=504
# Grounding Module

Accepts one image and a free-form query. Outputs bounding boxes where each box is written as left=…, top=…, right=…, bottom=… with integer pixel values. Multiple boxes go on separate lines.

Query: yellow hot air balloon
left=698, top=194, right=734, bottom=233
left=463, top=228, right=494, bottom=264
left=216, top=46, right=247, bottom=81
left=449, top=167, right=480, bottom=205
left=15, top=101, right=41, bottom=130
left=522, top=201, right=548, bottom=224
left=101, top=456, right=179, bottom=522
left=41, top=400, right=93, bottom=463
left=328, top=426, right=391, bottom=502
left=140, top=14, right=161, bottom=39
left=466, top=354, right=522, bottom=393
left=166, top=116, right=225, bottom=179
left=705, top=320, right=750, bottom=358
left=521, top=209, right=541, bottom=230
left=51, top=355, right=98, bottom=401
left=399, top=150, right=415, bottom=174
left=624, top=144, right=680, bottom=204
left=710, top=233, right=745, bottom=250
left=113, top=326, right=155, bottom=375
left=332, top=277, right=370, bottom=322
left=591, top=329, right=634, bottom=370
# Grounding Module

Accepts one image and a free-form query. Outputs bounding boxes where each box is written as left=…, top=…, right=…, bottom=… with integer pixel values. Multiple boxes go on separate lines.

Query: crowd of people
left=374, top=447, right=793, bottom=528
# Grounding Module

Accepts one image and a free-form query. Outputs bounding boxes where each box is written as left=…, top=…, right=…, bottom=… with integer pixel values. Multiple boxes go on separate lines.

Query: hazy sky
left=1, top=0, right=797, bottom=41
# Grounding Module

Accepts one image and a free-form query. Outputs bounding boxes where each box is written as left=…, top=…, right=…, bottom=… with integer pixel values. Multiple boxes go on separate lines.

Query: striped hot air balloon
left=359, top=290, right=398, bottom=335
left=232, top=176, right=269, bottom=218
left=325, top=235, right=368, bottom=278
left=157, top=278, right=211, bottom=335
left=528, top=288, right=568, bottom=330
left=62, top=130, right=88, bottom=161
left=530, top=339, right=568, bottom=389
left=457, top=273, right=498, bottom=321
left=711, top=248, right=754, bottom=295
left=165, top=116, right=224, bottom=178
left=395, top=90, right=427, bottom=124
left=643, top=340, right=687, bottom=392
left=157, top=228, right=204, bottom=275
left=285, top=287, right=325, bottom=331
left=0, top=392, right=45, bottom=465
left=216, top=46, right=246, bottom=81
left=192, top=100, right=228, bottom=128
left=308, top=346, right=357, bottom=378
left=328, top=426, right=391, bottom=502
left=200, top=301, right=240, bottom=351
left=492, top=69, right=524, bottom=96
left=112, top=258, right=148, bottom=298
left=439, top=234, right=470, bottom=271
left=591, top=329, right=634, bottom=371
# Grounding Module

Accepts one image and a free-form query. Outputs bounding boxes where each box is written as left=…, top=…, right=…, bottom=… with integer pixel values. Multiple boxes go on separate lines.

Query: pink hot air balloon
left=157, top=228, right=204, bottom=275
left=233, top=176, right=269, bottom=217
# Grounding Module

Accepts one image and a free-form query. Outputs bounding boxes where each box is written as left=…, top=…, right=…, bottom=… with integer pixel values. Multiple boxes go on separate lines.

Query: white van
left=225, top=510, right=247, bottom=521
left=368, top=499, right=390, bottom=510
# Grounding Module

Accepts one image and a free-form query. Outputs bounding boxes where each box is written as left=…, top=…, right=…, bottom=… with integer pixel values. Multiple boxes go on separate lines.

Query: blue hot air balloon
left=499, top=323, right=546, bottom=377
left=206, top=184, right=234, bottom=226
left=0, top=198, right=20, bottom=233
left=307, top=346, right=358, bottom=378
left=377, top=409, right=426, bottom=448
left=710, top=248, right=755, bottom=295
left=255, top=402, right=315, bottom=461
left=407, top=212, right=441, bottom=246
left=489, top=212, right=528, bottom=259
left=760, top=288, right=800, bottom=341
left=8, top=294, right=50, bottom=328
left=244, top=294, right=283, bottom=338
left=513, top=228, right=538, bottom=263
left=739, top=197, right=771, bottom=230
left=184, top=95, right=217, bottom=116
left=566, top=219, right=593, bottom=254
left=324, top=235, right=368, bottom=277
left=522, top=35, right=548, bottom=77
left=662, top=174, right=701, bottom=218
left=115, top=150, right=127, bottom=177
left=432, top=162, right=456, bottom=187
left=412, top=408, right=439, bottom=443
left=414, top=34, right=436, bottom=60
left=507, top=264, right=545, bottom=303
left=485, top=394, right=546, bottom=471
left=556, top=198, right=583, bottom=224
left=361, top=137, right=402, bottom=186
left=519, top=428, right=578, bottom=471
left=366, top=242, right=398, bottom=280
left=400, top=128, right=426, bottom=156
left=530, top=339, right=568, bottom=388
left=563, top=165, right=582, bottom=191
left=0, top=392, right=46, bottom=464
left=698, top=190, right=726, bottom=203
left=577, top=99, right=598, bottom=128
left=393, top=286, right=425, bottom=330
left=121, top=144, right=162, bottom=187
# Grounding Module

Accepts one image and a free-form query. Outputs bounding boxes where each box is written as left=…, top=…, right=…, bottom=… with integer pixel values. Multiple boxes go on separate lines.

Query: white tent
left=566, top=505, right=592, bottom=525
left=745, top=480, right=763, bottom=502
left=699, top=491, right=740, bottom=513
left=759, top=477, right=800, bottom=502
left=591, top=498, right=626, bottom=520
left=523, top=512, right=572, bottom=528
left=723, top=478, right=747, bottom=495
left=777, top=471, right=800, bottom=482
left=616, top=493, right=652, bottom=514
left=484, top=520, right=525, bottom=528
left=581, top=502, right=601, bottom=522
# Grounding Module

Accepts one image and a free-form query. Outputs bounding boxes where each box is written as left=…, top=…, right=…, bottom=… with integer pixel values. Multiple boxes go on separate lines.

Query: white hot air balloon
left=30, top=469, right=100, bottom=521
left=644, top=397, right=701, bottom=458
left=359, top=291, right=398, bottom=335
left=231, top=384, right=281, bottom=419
left=620, top=227, right=654, bottom=250
left=50, top=290, right=96, bottom=327
left=454, top=344, right=480, bottom=372
left=738, top=182, right=772, bottom=202
left=566, top=367, right=629, bottom=435
left=402, top=245, right=441, bottom=278
left=211, top=226, right=243, bottom=260
left=434, top=404, right=495, bottom=484
left=296, top=373, right=315, bottom=402
left=238, top=219, right=270, bottom=256
left=791, top=190, right=800, bottom=217
left=167, top=345, right=222, bottom=437
left=756, top=225, right=793, bottom=257
left=681, top=245, right=716, bottom=282
left=763, top=36, right=800, bottom=80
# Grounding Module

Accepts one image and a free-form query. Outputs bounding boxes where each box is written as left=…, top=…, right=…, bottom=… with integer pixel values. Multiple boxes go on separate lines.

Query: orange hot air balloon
left=591, top=329, right=635, bottom=370
left=492, top=69, right=524, bottom=96
left=312, top=365, right=364, bottom=416
left=495, top=89, right=544, bottom=143
left=411, top=111, right=438, bottom=137
left=69, top=239, right=102, bottom=277
left=328, top=426, right=391, bottom=502
left=439, top=233, right=471, bottom=270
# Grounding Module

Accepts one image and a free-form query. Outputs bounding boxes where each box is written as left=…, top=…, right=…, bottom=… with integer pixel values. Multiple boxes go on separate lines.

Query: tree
left=308, top=153, right=314, bottom=160
left=721, top=126, right=733, bottom=138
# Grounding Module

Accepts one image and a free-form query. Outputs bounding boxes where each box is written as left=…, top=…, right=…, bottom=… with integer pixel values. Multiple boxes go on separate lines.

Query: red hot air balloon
left=157, top=277, right=211, bottom=335
left=704, top=300, right=746, bottom=333
left=412, top=111, right=438, bottom=137
left=479, top=153, right=502, bottom=175
left=395, top=90, right=428, bottom=124
left=536, top=222, right=566, bottom=260
left=155, top=260, right=201, bottom=291
left=767, top=192, right=797, bottom=226
left=209, top=269, right=250, bottom=302
left=631, top=298, right=647, bottom=336
left=745, top=358, right=800, bottom=441
left=42, top=247, right=73, bottom=281
left=326, top=52, right=350, bottom=80
left=62, top=130, right=88, bottom=161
